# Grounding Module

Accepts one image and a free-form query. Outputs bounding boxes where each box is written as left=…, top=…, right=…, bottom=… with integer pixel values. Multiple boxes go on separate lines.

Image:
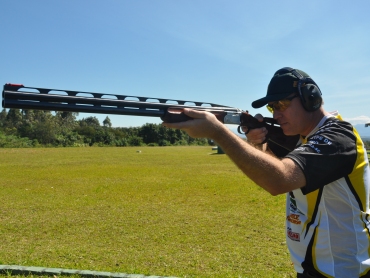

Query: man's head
left=252, top=67, right=322, bottom=112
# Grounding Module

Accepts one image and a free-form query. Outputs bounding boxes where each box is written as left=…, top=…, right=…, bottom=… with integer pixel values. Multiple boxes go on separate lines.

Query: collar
left=300, top=111, right=340, bottom=144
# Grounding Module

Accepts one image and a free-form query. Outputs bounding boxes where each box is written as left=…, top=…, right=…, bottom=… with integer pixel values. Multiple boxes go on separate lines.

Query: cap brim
left=251, top=92, right=292, bottom=108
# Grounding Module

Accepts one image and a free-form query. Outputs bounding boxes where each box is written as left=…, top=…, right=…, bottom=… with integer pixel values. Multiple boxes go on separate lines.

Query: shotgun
left=2, top=83, right=299, bottom=156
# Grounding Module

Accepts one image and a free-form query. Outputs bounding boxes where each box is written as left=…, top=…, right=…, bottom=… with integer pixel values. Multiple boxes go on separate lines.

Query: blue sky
left=2, top=1, right=370, bottom=135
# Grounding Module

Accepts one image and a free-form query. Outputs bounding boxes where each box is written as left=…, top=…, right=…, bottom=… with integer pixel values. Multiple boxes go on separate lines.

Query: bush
left=0, top=132, right=33, bottom=148
left=147, top=143, right=158, bottom=147
left=128, top=136, right=144, bottom=146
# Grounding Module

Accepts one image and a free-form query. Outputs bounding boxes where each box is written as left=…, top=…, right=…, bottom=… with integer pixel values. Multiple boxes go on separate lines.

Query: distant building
left=366, top=123, right=370, bottom=127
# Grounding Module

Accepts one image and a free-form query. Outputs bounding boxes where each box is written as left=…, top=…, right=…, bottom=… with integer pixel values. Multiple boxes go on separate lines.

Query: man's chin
left=281, top=126, right=297, bottom=136
left=283, top=131, right=299, bottom=137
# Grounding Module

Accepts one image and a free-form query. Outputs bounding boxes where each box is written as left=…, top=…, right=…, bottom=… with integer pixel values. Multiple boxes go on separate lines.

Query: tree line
left=0, top=109, right=211, bottom=147
left=1, top=108, right=369, bottom=149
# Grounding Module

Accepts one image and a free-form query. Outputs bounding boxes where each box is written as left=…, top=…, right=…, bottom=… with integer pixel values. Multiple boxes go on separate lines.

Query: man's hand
left=242, top=114, right=268, bottom=145
left=162, top=108, right=224, bottom=139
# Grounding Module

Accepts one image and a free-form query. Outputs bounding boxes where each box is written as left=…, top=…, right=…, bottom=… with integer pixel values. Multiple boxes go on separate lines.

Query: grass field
left=0, top=147, right=295, bottom=278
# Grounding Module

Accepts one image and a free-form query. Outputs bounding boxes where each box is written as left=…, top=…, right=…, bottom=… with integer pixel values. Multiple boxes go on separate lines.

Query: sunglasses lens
left=266, top=105, right=274, bottom=113
left=266, top=95, right=297, bottom=113
left=266, top=99, right=291, bottom=113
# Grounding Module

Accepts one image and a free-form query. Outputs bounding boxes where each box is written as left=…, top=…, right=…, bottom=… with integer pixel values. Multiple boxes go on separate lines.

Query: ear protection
left=277, top=67, right=322, bottom=112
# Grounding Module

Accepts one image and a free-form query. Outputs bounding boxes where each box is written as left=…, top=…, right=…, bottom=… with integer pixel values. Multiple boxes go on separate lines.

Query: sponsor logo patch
left=289, top=195, right=303, bottom=215
left=287, top=213, right=301, bottom=224
left=287, top=227, right=300, bottom=242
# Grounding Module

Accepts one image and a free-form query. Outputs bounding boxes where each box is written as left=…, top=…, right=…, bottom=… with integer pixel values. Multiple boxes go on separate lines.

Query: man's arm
left=162, top=109, right=306, bottom=196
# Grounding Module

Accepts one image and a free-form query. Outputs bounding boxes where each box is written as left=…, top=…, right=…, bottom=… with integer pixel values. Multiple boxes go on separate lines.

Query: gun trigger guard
left=237, top=125, right=249, bottom=134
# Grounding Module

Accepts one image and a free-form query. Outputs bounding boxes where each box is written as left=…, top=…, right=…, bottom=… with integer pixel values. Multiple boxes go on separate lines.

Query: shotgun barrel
left=2, top=83, right=242, bottom=120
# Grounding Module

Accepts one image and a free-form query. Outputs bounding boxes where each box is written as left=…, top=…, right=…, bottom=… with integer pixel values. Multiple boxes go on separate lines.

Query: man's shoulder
left=315, top=115, right=354, bottom=138
left=303, top=115, right=357, bottom=152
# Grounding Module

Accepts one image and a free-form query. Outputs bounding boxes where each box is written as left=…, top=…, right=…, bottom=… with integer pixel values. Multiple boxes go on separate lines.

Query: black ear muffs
left=277, top=67, right=322, bottom=112
left=299, top=81, right=322, bottom=112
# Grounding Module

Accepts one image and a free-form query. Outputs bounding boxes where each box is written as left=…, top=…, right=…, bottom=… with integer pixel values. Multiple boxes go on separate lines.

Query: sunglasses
left=266, top=94, right=298, bottom=113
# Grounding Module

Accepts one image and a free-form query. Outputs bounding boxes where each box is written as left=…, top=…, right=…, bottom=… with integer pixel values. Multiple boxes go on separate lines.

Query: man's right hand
left=243, top=114, right=268, bottom=145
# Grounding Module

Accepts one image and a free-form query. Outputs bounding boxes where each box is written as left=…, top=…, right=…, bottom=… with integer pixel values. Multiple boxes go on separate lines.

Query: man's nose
left=273, top=110, right=282, bottom=120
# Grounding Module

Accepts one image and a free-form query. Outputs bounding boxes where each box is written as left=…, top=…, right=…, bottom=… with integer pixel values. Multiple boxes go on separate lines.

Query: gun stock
left=2, top=83, right=299, bottom=156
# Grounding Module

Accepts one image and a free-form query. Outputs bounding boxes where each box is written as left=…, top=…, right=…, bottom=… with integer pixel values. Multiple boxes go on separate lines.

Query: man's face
left=267, top=94, right=308, bottom=136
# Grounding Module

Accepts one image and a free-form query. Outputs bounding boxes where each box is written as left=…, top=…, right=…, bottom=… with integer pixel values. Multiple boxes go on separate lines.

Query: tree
left=33, top=110, right=53, bottom=123
left=139, top=123, right=160, bottom=144
left=79, top=116, right=101, bottom=127
left=56, top=112, right=78, bottom=127
left=6, top=108, right=22, bottom=128
left=53, top=112, right=80, bottom=146
left=103, top=116, right=112, bottom=127
left=33, top=121, right=57, bottom=145
left=0, top=109, right=7, bottom=128
left=22, top=109, right=35, bottom=124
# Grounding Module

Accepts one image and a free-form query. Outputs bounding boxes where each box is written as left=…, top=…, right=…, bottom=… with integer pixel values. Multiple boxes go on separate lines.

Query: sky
left=1, top=0, right=370, bottom=135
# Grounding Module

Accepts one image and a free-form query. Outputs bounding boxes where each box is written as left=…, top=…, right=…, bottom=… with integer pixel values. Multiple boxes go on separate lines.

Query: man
left=162, top=67, right=370, bottom=277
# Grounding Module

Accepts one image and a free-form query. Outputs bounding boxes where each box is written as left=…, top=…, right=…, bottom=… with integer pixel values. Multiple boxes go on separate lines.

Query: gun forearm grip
left=161, top=109, right=193, bottom=123
left=161, top=108, right=229, bottom=123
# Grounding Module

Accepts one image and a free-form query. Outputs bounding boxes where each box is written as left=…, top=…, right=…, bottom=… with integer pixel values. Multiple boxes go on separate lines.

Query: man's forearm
left=212, top=125, right=304, bottom=195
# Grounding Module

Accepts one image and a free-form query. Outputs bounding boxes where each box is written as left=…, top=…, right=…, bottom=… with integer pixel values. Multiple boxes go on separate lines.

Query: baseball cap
left=251, top=67, right=311, bottom=109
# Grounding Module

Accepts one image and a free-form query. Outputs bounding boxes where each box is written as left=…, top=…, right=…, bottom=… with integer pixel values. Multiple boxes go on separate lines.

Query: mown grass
left=0, top=147, right=295, bottom=278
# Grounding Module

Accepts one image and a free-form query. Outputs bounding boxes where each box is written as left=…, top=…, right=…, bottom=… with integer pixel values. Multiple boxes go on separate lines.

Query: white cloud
left=344, top=115, right=370, bottom=125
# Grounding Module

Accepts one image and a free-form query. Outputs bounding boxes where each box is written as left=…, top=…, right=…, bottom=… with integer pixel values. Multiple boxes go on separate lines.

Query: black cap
left=252, top=68, right=311, bottom=108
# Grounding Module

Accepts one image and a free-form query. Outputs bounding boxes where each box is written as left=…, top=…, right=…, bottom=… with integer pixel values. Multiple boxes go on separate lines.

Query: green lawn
left=0, top=147, right=295, bottom=278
